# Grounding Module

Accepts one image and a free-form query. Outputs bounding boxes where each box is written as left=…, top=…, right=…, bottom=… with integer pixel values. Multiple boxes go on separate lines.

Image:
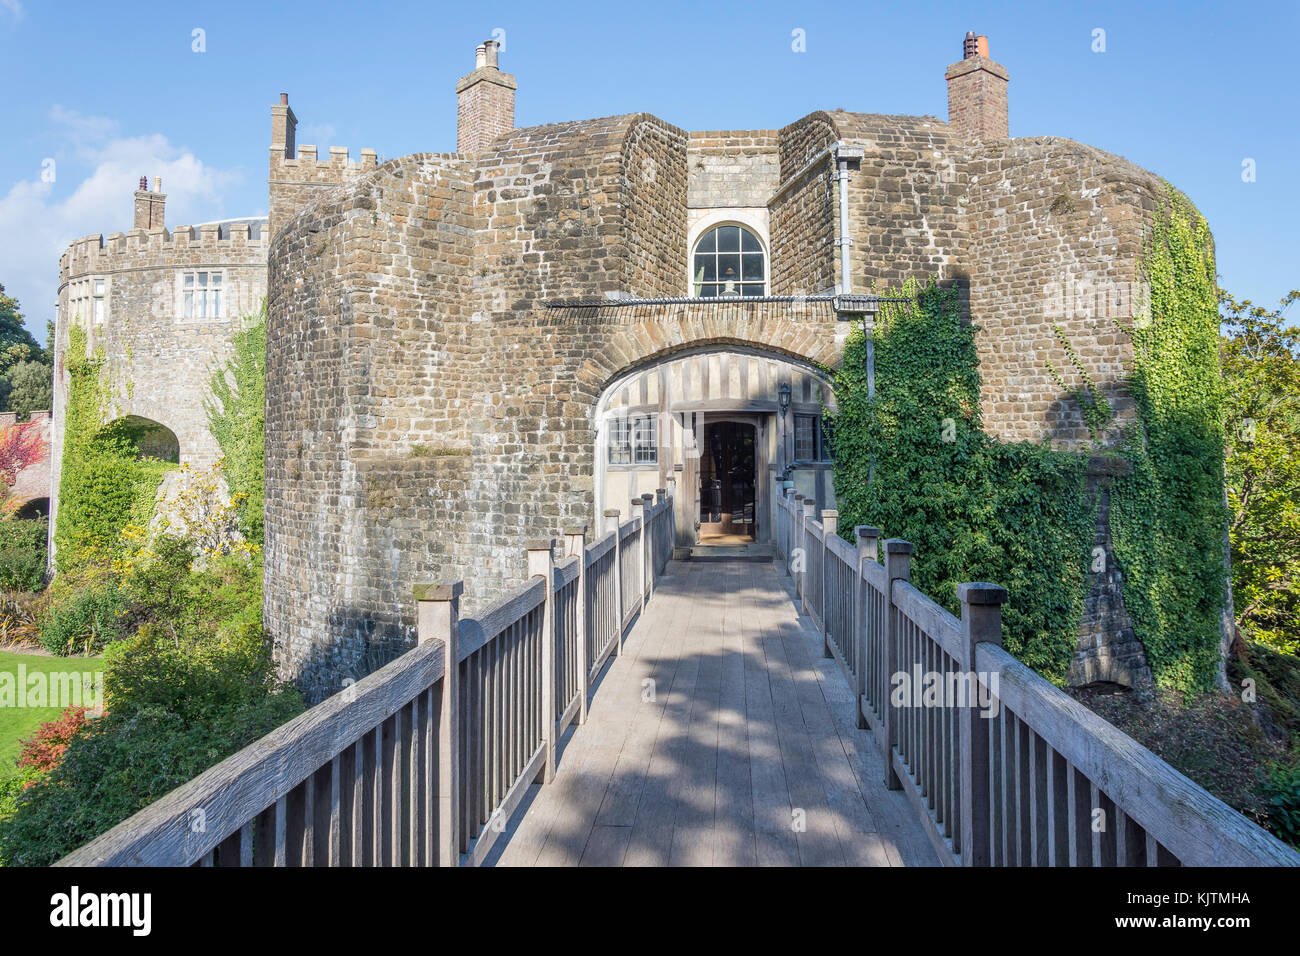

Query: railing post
left=565, top=525, right=589, bottom=726
left=629, top=498, right=646, bottom=618
left=792, top=494, right=805, bottom=598
left=604, top=508, right=623, bottom=655
left=415, top=579, right=462, bottom=867
left=665, top=477, right=676, bottom=555
left=801, top=497, right=816, bottom=617
left=854, top=525, right=880, bottom=730
left=882, top=538, right=913, bottom=791
left=655, top=489, right=665, bottom=580
left=821, top=509, right=838, bottom=657
left=641, top=492, right=655, bottom=599
left=527, top=539, right=557, bottom=784
left=958, top=581, right=1007, bottom=867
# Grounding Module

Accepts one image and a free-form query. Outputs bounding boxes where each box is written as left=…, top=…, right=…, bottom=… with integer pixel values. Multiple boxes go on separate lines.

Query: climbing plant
left=1109, top=184, right=1228, bottom=693
left=831, top=280, right=1095, bottom=684
left=53, top=325, right=174, bottom=574
left=205, top=304, right=266, bottom=544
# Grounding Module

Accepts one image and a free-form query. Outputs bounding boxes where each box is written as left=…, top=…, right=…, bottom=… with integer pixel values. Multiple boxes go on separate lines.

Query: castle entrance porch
left=593, top=346, right=838, bottom=555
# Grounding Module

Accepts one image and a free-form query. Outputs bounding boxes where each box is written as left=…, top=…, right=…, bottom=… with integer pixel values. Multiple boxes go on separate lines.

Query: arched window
left=692, top=225, right=766, bottom=298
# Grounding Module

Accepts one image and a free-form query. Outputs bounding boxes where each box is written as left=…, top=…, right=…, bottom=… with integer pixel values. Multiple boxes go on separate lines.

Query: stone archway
left=592, top=343, right=838, bottom=550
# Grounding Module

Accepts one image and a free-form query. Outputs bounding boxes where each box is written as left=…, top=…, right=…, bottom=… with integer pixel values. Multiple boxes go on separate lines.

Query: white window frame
left=180, top=270, right=224, bottom=321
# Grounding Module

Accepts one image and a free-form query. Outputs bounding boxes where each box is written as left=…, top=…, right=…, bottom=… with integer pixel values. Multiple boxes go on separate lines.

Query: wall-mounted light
left=778, top=381, right=791, bottom=416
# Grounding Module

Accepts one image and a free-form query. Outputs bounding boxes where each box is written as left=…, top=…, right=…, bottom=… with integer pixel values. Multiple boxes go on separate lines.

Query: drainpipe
left=834, top=143, right=864, bottom=294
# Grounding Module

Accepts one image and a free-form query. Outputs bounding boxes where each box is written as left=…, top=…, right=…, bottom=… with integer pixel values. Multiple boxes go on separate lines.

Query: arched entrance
left=593, top=345, right=838, bottom=553
left=104, top=415, right=180, bottom=463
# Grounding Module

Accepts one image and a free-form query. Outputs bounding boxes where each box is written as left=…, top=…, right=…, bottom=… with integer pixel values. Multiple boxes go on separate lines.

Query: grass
left=0, top=650, right=104, bottom=769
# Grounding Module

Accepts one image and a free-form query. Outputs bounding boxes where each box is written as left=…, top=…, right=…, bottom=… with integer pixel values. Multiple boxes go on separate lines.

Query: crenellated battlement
left=271, top=143, right=379, bottom=172
left=59, top=222, right=269, bottom=282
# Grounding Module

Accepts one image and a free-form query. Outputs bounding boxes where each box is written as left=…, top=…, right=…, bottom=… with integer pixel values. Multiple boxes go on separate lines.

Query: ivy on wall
left=832, top=281, right=1094, bottom=684
left=205, top=304, right=266, bottom=544
left=53, top=325, right=174, bottom=573
left=1109, top=184, right=1228, bottom=693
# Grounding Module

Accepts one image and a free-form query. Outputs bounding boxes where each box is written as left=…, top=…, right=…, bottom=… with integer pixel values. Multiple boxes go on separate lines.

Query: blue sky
left=1, top=0, right=1296, bottom=338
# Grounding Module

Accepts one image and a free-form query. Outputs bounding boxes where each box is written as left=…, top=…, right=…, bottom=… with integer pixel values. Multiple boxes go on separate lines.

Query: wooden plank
left=58, top=639, right=446, bottom=867
left=975, top=643, right=1300, bottom=866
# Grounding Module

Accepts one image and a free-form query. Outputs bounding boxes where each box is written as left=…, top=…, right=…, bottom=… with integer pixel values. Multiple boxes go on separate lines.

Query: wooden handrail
left=771, top=492, right=1300, bottom=867
left=58, top=498, right=678, bottom=868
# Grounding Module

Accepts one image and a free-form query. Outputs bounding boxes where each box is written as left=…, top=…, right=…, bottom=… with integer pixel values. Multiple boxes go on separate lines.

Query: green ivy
left=53, top=325, right=174, bottom=573
left=831, top=281, right=1094, bottom=684
left=1110, top=184, right=1228, bottom=693
left=205, top=304, right=266, bottom=544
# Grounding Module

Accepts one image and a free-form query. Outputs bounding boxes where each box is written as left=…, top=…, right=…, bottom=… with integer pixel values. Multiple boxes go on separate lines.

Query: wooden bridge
left=59, top=491, right=1300, bottom=867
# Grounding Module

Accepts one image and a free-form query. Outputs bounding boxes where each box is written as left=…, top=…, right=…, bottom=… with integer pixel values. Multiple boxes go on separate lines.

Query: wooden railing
left=57, top=492, right=676, bottom=867
left=773, top=487, right=1300, bottom=867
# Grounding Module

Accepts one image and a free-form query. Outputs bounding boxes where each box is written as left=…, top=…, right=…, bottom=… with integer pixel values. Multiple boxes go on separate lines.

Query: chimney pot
left=139, top=175, right=148, bottom=191
left=483, top=38, right=499, bottom=69
left=280, top=92, right=289, bottom=105
left=475, top=43, right=487, bottom=69
left=946, top=33, right=1009, bottom=141
left=154, top=176, right=161, bottom=193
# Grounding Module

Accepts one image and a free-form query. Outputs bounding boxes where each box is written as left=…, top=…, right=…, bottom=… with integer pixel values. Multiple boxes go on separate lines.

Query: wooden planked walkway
left=488, top=558, right=940, bottom=867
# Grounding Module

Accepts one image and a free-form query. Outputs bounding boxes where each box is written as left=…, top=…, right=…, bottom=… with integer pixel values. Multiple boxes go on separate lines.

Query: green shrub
left=0, top=557, right=300, bottom=866
left=0, top=517, right=47, bottom=591
left=37, top=585, right=127, bottom=656
left=1260, top=762, right=1300, bottom=848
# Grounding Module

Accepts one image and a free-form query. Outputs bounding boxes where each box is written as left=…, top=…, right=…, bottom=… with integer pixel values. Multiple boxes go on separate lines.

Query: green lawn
left=0, top=651, right=105, bottom=769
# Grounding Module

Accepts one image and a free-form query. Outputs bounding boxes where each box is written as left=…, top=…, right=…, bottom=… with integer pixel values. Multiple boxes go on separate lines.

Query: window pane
left=717, top=226, right=740, bottom=252
left=198, top=272, right=208, bottom=287
left=741, top=229, right=761, bottom=252
left=795, top=415, right=815, bottom=460
left=742, top=253, right=764, bottom=281
left=184, top=274, right=194, bottom=288
left=211, top=273, right=222, bottom=288
left=633, top=416, right=657, bottom=464
left=741, top=284, right=765, bottom=297
left=197, top=290, right=207, bottom=319
left=183, top=290, right=193, bottom=319
left=93, top=298, right=104, bottom=323
left=94, top=279, right=104, bottom=295
left=212, top=289, right=221, bottom=317
left=696, top=229, right=716, bottom=253
left=717, top=254, right=740, bottom=290
left=694, top=255, right=716, bottom=283
left=608, top=418, right=631, bottom=464
left=699, top=284, right=719, bottom=298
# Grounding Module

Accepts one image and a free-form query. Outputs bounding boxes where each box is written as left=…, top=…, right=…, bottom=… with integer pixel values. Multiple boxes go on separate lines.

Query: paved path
left=488, top=558, right=939, bottom=866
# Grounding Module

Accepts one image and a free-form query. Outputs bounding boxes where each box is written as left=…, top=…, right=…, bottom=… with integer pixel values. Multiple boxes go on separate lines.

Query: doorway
left=699, top=421, right=756, bottom=542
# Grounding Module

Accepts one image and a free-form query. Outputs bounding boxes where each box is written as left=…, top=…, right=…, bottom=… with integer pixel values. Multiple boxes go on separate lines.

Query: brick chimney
left=133, top=174, right=166, bottom=230
left=271, top=92, right=297, bottom=159
left=945, top=32, right=1009, bottom=142
left=456, top=38, right=516, bottom=154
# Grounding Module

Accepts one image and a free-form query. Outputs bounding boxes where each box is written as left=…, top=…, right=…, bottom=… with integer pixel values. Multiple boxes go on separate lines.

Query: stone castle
left=54, top=33, right=1190, bottom=700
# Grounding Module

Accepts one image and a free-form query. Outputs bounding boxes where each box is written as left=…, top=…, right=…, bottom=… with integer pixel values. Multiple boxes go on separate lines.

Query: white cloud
left=0, top=109, right=241, bottom=336
left=1, top=0, right=23, bottom=22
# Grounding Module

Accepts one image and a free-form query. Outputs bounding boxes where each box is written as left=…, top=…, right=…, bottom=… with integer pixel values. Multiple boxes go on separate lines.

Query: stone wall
left=962, top=137, right=1166, bottom=446
left=51, top=225, right=268, bottom=561
left=268, top=144, right=378, bottom=240
left=769, top=113, right=838, bottom=296
left=686, top=131, right=779, bottom=209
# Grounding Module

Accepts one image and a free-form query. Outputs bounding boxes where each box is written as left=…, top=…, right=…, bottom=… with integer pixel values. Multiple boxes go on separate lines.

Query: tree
left=1221, top=288, right=1300, bottom=655
left=0, top=283, right=38, bottom=352
left=6, top=360, right=52, bottom=418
